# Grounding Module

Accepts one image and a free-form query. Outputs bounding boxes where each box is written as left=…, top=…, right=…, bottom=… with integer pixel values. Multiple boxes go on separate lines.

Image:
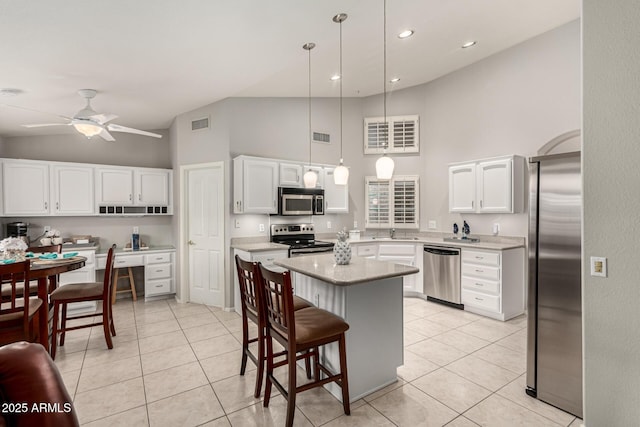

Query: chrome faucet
left=389, top=228, right=396, bottom=239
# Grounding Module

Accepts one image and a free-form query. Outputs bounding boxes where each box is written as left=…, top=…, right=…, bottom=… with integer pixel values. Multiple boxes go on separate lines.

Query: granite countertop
left=275, top=253, right=419, bottom=286
left=343, top=235, right=524, bottom=251
left=231, top=241, right=289, bottom=252
left=96, top=245, right=176, bottom=256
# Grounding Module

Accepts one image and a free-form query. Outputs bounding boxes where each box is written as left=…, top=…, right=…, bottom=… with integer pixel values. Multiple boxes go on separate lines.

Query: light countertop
left=96, top=245, right=175, bottom=256
left=231, top=241, right=289, bottom=252
left=348, top=236, right=524, bottom=251
left=275, top=253, right=419, bottom=286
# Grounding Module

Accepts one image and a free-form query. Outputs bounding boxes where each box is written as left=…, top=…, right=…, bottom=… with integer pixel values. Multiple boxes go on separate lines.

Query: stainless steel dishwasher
left=423, top=246, right=463, bottom=309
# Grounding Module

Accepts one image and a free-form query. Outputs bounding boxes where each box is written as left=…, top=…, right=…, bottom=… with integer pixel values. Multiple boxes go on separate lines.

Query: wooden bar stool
left=257, top=263, right=350, bottom=427
left=111, top=267, right=137, bottom=304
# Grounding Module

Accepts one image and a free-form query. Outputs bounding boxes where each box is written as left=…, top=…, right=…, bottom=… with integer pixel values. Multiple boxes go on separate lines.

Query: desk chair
left=49, top=244, right=116, bottom=359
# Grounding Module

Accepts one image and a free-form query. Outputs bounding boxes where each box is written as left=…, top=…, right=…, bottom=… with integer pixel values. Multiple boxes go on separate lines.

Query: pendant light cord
left=305, top=43, right=314, bottom=166
left=383, top=0, right=387, bottom=152
left=339, top=17, right=344, bottom=164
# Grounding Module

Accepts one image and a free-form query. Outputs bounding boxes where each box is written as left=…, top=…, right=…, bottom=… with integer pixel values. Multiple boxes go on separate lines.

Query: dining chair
left=234, top=255, right=313, bottom=398
left=0, top=260, right=43, bottom=346
left=49, top=244, right=116, bottom=359
left=257, top=263, right=350, bottom=427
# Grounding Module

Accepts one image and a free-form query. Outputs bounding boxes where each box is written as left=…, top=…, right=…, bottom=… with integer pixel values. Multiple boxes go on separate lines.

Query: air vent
left=312, top=131, right=330, bottom=144
left=191, top=117, right=210, bottom=131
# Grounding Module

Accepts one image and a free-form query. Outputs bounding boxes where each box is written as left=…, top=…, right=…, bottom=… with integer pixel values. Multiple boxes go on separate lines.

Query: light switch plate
left=133, top=226, right=139, bottom=234
left=428, top=220, right=437, bottom=229
left=258, top=224, right=265, bottom=232
left=590, top=256, right=607, bottom=277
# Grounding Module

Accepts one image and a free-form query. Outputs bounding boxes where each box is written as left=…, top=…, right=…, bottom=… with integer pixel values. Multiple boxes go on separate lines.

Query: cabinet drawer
left=65, top=250, right=95, bottom=265
left=145, top=264, right=172, bottom=280
left=252, top=251, right=287, bottom=266
left=145, top=253, right=172, bottom=264
left=462, top=263, right=500, bottom=281
left=356, top=244, right=377, bottom=257
left=113, top=254, right=144, bottom=268
left=462, top=289, right=500, bottom=312
left=462, top=249, right=500, bottom=267
left=146, top=279, right=172, bottom=296
left=462, top=276, right=500, bottom=295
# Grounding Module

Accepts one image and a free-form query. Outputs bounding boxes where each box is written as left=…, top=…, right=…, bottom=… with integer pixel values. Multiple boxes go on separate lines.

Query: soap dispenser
left=462, top=221, right=470, bottom=239
left=453, top=223, right=459, bottom=237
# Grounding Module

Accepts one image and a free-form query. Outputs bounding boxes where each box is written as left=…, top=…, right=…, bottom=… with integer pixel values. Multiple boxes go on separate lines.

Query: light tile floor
left=54, top=297, right=583, bottom=426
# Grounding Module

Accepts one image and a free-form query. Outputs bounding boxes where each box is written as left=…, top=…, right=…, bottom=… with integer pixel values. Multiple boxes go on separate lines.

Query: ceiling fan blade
left=107, top=123, right=162, bottom=139
left=22, top=123, right=71, bottom=128
left=98, top=128, right=115, bottom=142
left=89, top=113, right=118, bottom=124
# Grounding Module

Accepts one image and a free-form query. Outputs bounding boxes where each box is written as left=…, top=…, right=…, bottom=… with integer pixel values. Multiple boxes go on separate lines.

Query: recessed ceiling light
left=0, top=88, right=23, bottom=97
left=398, top=30, right=414, bottom=39
left=390, top=77, right=400, bottom=83
left=462, top=40, right=477, bottom=49
left=330, top=74, right=341, bottom=81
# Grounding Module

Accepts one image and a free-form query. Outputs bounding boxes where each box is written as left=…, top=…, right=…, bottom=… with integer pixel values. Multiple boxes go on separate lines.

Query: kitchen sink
left=443, top=237, right=480, bottom=243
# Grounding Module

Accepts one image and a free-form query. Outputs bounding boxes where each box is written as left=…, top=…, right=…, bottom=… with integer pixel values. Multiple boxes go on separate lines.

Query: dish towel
left=38, top=253, right=58, bottom=259
left=63, top=252, right=79, bottom=258
left=1, top=259, right=15, bottom=264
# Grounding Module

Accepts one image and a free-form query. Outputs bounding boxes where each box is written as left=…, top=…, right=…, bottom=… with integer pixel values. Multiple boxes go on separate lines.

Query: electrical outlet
left=428, top=220, right=437, bottom=229
left=133, top=226, right=139, bottom=234
left=492, top=223, right=500, bottom=235
left=259, top=224, right=265, bottom=232
left=353, top=221, right=358, bottom=229
left=327, top=221, right=332, bottom=229
left=235, top=220, right=240, bottom=228
left=590, top=256, right=607, bottom=277
left=44, top=225, right=51, bottom=233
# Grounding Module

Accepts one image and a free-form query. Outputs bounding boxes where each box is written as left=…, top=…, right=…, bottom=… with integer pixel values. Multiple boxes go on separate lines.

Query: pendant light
left=303, top=42, right=319, bottom=188
left=375, top=0, right=395, bottom=179
left=333, top=13, right=349, bottom=186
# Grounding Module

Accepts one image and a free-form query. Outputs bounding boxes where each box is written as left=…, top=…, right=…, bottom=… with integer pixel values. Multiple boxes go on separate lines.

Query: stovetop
left=271, top=223, right=333, bottom=249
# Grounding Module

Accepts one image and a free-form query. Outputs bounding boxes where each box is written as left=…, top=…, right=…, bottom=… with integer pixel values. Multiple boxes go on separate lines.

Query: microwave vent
left=312, top=131, right=330, bottom=144
left=191, top=117, right=210, bottom=131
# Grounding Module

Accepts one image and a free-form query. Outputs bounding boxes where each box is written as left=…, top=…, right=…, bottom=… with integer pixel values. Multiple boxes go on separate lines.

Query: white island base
left=293, top=272, right=404, bottom=402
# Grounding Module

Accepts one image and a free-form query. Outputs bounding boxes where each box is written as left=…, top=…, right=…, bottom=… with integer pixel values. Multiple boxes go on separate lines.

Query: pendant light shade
left=375, top=154, right=395, bottom=179
left=303, top=42, right=317, bottom=188
left=333, top=13, right=349, bottom=186
left=376, top=0, right=394, bottom=180
left=334, top=162, right=349, bottom=185
left=303, top=170, right=318, bottom=188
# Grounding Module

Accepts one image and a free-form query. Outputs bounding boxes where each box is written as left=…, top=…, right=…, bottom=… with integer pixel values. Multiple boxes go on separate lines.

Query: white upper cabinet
left=448, top=155, right=524, bottom=214
left=135, top=169, right=171, bottom=206
left=51, top=163, right=95, bottom=215
left=233, top=156, right=279, bottom=214
left=279, top=163, right=303, bottom=187
left=323, top=167, right=349, bottom=213
left=2, top=159, right=50, bottom=216
left=449, top=163, right=476, bottom=213
left=96, top=167, right=134, bottom=206
left=477, top=158, right=513, bottom=213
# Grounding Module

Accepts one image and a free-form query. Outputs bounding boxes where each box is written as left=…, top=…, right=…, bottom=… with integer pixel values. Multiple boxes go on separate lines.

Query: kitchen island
left=275, top=253, right=419, bottom=402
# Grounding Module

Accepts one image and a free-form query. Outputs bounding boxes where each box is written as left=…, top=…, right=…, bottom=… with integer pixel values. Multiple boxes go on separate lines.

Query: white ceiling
left=0, top=0, right=580, bottom=138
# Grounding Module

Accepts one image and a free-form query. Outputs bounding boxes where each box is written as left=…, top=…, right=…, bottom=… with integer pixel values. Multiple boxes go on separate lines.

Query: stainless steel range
left=271, top=223, right=334, bottom=257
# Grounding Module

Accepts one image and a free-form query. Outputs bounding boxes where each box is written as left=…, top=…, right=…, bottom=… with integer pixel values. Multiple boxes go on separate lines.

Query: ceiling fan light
left=303, top=170, right=318, bottom=188
left=73, top=122, right=102, bottom=137
left=376, top=155, right=395, bottom=179
left=334, top=164, right=349, bottom=185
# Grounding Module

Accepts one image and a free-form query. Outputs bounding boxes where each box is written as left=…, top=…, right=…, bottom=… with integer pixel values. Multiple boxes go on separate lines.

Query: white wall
left=583, top=1, right=640, bottom=425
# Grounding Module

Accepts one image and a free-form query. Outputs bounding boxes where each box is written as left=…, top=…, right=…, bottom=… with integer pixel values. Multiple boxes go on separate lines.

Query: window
left=365, top=175, right=419, bottom=229
left=364, top=115, right=419, bottom=154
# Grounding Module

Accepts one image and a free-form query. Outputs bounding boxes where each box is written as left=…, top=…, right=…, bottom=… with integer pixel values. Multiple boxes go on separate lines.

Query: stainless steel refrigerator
left=526, top=151, right=582, bottom=418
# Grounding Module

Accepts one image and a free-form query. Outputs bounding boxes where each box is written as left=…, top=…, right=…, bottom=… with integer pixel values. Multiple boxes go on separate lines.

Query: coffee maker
left=6, top=222, right=30, bottom=246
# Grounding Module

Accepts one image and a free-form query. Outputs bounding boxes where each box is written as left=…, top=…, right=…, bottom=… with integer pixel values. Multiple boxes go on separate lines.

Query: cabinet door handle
left=44, top=201, right=48, bottom=210
left=155, top=284, right=163, bottom=288
left=188, top=240, right=196, bottom=245
left=475, top=283, right=484, bottom=287
left=56, top=202, right=59, bottom=210
left=471, top=200, right=474, bottom=209
left=475, top=269, right=484, bottom=273
left=480, top=200, right=483, bottom=208
left=129, top=194, right=132, bottom=201
left=475, top=297, right=484, bottom=301
left=156, top=269, right=163, bottom=273
left=138, top=194, right=142, bottom=201
left=475, top=256, right=484, bottom=260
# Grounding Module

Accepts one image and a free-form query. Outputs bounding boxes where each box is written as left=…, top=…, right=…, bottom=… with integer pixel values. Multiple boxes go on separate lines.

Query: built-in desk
left=96, top=246, right=176, bottom=300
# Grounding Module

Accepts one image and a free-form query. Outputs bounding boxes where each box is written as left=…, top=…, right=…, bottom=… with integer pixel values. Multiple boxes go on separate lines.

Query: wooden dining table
left=29, top=256, right=86, bottom=352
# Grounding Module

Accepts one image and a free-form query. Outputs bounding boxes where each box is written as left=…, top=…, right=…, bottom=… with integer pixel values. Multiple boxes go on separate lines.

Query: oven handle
left=289, top=247, right=334, bottom=256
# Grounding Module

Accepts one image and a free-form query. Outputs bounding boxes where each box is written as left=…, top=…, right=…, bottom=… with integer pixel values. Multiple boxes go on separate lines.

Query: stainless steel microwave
left=278, top=187, right=324, bottom=216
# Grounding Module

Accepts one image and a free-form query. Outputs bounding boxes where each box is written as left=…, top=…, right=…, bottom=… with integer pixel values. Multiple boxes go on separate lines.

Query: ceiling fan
left=20, top=89, right=162, bottom=141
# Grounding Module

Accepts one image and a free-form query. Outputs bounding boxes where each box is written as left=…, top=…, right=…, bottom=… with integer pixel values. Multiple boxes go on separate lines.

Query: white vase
left=333, top=240, right=352, bottom=265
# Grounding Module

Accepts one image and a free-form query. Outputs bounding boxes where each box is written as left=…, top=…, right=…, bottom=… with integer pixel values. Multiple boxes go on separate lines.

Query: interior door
left=187, top=163, right=224, bottom=306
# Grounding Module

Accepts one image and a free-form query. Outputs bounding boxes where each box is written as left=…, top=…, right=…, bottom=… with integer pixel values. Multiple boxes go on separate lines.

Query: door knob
left=188, top=240, right=196, bottom=245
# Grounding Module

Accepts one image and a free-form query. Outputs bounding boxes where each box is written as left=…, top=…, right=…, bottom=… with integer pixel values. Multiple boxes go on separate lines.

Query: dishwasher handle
left=424, top=246, right=460, bottom=256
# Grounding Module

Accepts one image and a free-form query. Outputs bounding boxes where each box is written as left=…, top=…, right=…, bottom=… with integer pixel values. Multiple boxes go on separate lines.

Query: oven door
left=289, top=246, right=334, bottom=257
left=280, top=194, right=314, bottom=215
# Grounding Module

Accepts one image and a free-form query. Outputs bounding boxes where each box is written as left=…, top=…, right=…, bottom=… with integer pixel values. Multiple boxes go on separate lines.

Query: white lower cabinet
left=352, top=242, right=422, bottom=294
left=233, top=248, right=288, bottom=314
left=96, top=249, right=175, bottom=300
left=461, top=247, right=524, bottom=321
